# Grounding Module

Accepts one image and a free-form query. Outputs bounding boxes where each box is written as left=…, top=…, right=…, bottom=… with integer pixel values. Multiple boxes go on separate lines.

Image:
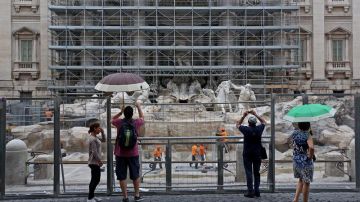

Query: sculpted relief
left=154, top=79, right=256, bottom=113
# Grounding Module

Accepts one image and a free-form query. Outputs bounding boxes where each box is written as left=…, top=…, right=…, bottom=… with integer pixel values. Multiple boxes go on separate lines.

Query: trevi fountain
left=4, top=79, right=357, bottom=192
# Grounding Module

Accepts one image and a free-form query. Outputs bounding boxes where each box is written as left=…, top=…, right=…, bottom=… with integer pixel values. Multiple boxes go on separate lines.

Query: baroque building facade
left=293, top=0, right=360, bottom=93
left=0, top=0, right=360, bottom=97
left=0, top=0, right=49, bottom=98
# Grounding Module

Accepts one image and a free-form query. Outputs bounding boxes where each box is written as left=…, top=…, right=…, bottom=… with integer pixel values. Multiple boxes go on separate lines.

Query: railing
left=289, top=0, right=309, bottom=4
left=21, top=136, right=354, bottom=193
left=13, top=0, right=39, bottom=12
left=326, top=61, right=350, bottom=69
left=287, top=0, right=310, bottom=12
left=326, top=0, right=350, bottom=12
left=49, top=0, right=296, bottom=7
left=13, top=62, right=39, bottom=79
left=332, top=62, right=347, bottom=68
left=327, top=0, right=349, bottom=6
left=1, top=95, right=359, bottom=200
left=326, top=61, right=351, bottom=78
left=22, top=135, right=272, bottom=193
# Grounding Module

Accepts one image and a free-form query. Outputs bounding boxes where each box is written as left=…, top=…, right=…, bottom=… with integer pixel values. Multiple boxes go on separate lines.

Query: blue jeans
left=243, top=154, right=261, bottom=193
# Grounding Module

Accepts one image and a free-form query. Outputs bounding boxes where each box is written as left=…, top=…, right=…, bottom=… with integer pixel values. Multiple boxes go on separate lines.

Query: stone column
left=220, top=11, right=234, bottom=66
left=15, top=35, right=19, bottom=62
left=327, top=36, right=332, bottom=62
left=345, top=36, right=349, bottom=61
left=32, top=35, right=37, bottom=63
left=326, top=36, right=332, bottom=71
left=312, top=0, right=325, bottom=80
left=0, top=0, right=12, bottom=80
left=353, top=0, right=360, bottom=80
left=39, top=0, right=49, bottom=80
left=306, top=35, right=311, bottom=62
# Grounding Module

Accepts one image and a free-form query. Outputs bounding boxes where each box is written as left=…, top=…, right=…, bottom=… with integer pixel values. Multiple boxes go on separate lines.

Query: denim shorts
left=115, top=156, right=140, bottom=181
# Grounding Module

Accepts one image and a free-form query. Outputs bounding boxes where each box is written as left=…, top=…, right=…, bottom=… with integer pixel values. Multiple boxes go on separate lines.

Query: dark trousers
left=243, top=155, right=261, bottom=194
left=88, top=164, right=101, bottom=200
left=154, top=156, right=162, bottom=169
left=190, top=155, right=198, bottom=169
left=200, top=154, right=205, bottom=165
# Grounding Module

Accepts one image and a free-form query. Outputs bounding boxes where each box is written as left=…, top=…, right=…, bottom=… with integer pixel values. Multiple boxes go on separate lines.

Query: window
left=332, top=39, right=344, bottom=62
left=20, top=40, right=32, bottom=62
left=299, top=39, right=307, bottom=62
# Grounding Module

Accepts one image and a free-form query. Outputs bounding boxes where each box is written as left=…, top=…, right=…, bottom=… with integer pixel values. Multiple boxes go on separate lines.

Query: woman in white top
left=87, top=122, right=106, bottom=202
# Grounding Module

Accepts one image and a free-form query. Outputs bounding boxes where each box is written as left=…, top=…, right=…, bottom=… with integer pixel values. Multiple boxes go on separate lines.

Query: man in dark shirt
left=236, top=109, right=266, bottom=198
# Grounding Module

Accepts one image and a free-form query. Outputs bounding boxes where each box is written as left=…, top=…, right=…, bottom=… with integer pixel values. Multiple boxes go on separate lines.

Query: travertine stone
left=5, top=139, right=28, bottom=185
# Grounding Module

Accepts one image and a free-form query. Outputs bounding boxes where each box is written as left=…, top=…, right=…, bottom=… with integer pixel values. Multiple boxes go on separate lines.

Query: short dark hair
left=298, top=122, right=310, bottom=131
left=124, top=106, right=134, bottom=119
left=88, top=122, right=100, bottom=133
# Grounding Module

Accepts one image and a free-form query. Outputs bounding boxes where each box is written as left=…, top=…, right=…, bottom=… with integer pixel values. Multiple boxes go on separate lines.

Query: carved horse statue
left=214, top=80, right=237, bottom=113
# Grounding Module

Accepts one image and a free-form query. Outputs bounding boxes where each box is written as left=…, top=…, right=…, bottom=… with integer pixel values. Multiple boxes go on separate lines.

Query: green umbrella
left=283, top=104, right=336, bottom=122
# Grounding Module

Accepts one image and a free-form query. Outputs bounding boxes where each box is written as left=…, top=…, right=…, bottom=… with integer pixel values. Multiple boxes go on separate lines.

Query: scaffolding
left=48, top=0, right=300, bottom=96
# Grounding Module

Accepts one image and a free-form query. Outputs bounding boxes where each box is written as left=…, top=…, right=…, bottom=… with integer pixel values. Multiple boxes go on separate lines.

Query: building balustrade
left=326, top=61, right=351, bottom=78
left=299, top=61, right=312, bottom=78
left=13, top=0, right=39, bottom=13
left=326, top=0, right=350, bottom=13
left=13, top=61, right=40, bottom=79
left=288, top=0, right=310, bottom=12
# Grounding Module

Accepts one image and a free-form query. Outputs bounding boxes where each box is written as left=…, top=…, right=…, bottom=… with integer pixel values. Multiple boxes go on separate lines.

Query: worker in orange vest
left=44, top=108, right=53, bottom=121
left=190, top=144, right=198, bottom=169
left=216, top=126, right=229, bottom=153
left=199, top=144, right=206, bottom=166
left=153, top=146, right=162, bottom=169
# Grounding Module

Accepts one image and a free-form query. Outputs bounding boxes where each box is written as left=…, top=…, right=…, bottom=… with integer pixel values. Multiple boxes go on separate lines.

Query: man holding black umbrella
left=112, top=100, right=144, bottom=202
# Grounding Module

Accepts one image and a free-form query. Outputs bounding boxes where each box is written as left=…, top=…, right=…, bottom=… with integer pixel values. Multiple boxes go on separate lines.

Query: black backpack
left=117, top=119, right=137, bottom=150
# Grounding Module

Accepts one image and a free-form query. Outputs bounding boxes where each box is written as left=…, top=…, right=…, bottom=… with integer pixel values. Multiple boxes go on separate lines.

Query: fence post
left=302, top=93, right=308, bottom=104
left=0, top=98, right=6, bottom=200
left=106, top=97, right=113, bottom=195
left=217, top=142, right=224, bottom=191
left=165, top=140, right=172, bottom=192
left=355, top=95, right=360, bottom=190
left=53, top=96, right=61, bottom=197
left=269, top=94, right=276, bottom=192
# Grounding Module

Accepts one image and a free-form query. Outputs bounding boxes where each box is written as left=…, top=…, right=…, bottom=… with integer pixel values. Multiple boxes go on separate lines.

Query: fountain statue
left=231, top=83, right=256, bottom=113
left=214, top=80, right=237, bottom=113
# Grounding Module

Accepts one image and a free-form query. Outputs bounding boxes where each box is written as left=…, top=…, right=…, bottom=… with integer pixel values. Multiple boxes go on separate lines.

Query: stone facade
left=0, top=0, right=49, bottom=97
left=292, top=0, right=360, bottom=93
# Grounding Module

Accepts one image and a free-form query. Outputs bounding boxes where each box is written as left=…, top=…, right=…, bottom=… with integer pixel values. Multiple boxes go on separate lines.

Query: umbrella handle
left=122, top=92, right=125, bottom=107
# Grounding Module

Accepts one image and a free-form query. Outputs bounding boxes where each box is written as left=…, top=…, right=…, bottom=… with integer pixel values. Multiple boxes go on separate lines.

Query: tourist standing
left=87, top=122, right=106, bottom=202
left=112, top=101, right=145, bottom=202
left=216, top=127, right=229, bottom=153
left=236, top=110, right=266, bottom=198
left=153, top=145, right=163, bottom=169
left=190, top=144, right=198, bottom=169
left=292, top=122, right=314, bottom=202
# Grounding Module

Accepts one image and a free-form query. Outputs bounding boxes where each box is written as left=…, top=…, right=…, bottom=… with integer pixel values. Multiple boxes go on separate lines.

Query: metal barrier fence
left=271, top=94, right=359, bottom=192
left=0, top=94, right=359, bottom=200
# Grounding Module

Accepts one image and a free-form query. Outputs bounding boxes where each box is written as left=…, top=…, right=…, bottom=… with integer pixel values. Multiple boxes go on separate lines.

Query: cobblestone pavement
left=4, top=192, right=360, bottom=202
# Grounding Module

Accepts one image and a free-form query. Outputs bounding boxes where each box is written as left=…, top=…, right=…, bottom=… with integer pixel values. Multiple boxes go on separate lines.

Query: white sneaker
left=94, top=197, right=102, bottom=202
left=87, top=199, right=96, bottom=202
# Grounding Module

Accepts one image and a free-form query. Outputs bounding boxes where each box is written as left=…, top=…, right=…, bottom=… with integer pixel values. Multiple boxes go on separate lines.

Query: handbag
left=260, top=145, right=267, bottom=160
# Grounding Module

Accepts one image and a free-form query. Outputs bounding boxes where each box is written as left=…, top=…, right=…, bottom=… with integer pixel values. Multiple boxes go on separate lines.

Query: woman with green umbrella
left=284, top=104, right=336, bottom=202
left=291, top=122, right=314, bottom=202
